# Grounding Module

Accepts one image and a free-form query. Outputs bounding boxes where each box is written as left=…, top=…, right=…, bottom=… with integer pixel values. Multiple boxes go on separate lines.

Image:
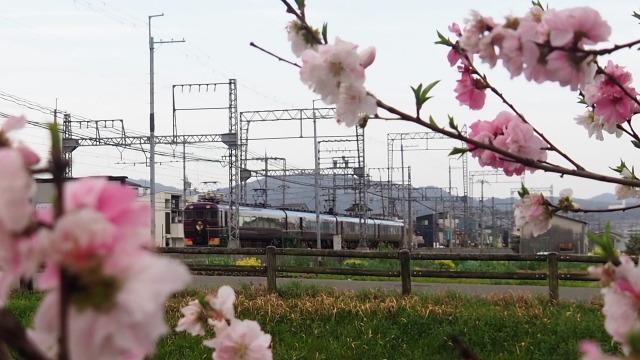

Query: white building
left=136, top=190, right=185, bottom=247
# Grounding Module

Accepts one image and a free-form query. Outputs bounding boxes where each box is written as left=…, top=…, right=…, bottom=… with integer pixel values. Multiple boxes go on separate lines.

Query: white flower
left=300, top=37, right=370, bottom=105
left=286, top=21, right=316, bottom=57
left=575, top=111, right=623, bottom=140
left=559, top=188, right=572, bottom=198
left=335, top=82, right=377, bottom=127
left=615, top=184, right=638, bottom=200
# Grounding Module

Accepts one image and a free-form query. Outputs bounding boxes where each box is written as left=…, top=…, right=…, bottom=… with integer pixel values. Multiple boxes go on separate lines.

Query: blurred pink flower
left=543, top=7, right=611, bottom=47
left=514, top=192, right=551, bottom=236
left=30, top=252, right=191, bottom=360
left=204, top=319, right=272, bottom=360
left=579, top=340, right=622, bottom=360
left=207, top=285, right=237, bottom=322
left=176, top=300, right=207, bottom=336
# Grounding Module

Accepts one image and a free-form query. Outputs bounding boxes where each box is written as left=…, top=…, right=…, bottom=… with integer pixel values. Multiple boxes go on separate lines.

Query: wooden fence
left=159, top=246, right=608, bottom=303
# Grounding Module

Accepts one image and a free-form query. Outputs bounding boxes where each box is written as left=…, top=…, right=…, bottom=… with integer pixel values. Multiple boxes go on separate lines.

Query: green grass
left=6, top=283, right=619, bottom=359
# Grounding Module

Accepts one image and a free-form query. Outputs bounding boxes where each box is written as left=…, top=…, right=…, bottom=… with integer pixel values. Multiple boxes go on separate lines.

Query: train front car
left=183, top=202, right=226, bottom=247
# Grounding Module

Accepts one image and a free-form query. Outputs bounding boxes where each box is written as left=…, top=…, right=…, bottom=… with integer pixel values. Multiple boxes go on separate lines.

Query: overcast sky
left=1, top=0, right=639, bottom=204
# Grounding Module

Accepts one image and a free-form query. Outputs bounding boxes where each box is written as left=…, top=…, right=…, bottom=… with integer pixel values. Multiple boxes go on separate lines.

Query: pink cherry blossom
left=204, top=319, right=272, bottom=360
left=584, top=61, right=639, bottom=125
left=468, top=112, right=546, bottom=176
left=176, top=301, right=207, bottom=336
left=1, top=115, right=40, bottom=166
left=514, top=192, right=551, bottom=236
left=63, top=177, right=152, bottom=247
left=600, top=256, right=640, bottom=344
left=0, top=149, right=35, bottom=232
left=579, top=340, right=622, bottom=360
left=454, top=65, right=486, bottom=110
left=493, top=116, right=548, bottom=176
left=468, top=120, right=501, bottom=168
left=335, top=82, right=377, bottom=127
left=207, top=285, right=237, bottom=322
left=29, top=252, right=191, bottom=360
left=544, top=50, right=596, bottom=91
left=543, top=7, right=611, bottom=47
left=459, top=10, right=496, bottom=54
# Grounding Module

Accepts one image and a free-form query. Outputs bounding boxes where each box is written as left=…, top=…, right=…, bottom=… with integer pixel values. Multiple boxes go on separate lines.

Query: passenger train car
left=182, top=201, right=404, bottom=249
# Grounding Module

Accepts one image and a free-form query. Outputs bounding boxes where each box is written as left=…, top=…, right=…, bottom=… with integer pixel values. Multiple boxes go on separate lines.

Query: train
left=182, top=200, right=404, bottom=249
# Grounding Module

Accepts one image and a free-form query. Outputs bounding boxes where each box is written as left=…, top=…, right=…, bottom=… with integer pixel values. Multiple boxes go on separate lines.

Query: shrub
left=343, top=259, right=369, bottom=268
left=435, top=259, right=456, bottom=271
left=235, top=257, right=263, bottom=266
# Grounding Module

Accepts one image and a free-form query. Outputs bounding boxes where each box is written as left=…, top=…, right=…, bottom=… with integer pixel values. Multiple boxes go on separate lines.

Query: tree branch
left=0, top=309, right=49, bottom=360
left=375, top=98, right=640, bottom=188
left=249, top=42, right=300, bottom=68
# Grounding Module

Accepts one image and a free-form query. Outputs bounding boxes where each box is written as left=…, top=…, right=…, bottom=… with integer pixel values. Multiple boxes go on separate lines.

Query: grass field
left=5, top=282, right=621, bottom=360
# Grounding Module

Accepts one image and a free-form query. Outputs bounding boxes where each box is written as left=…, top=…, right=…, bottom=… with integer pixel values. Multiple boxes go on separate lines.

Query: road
left=190, top=275, right=602, bottom=301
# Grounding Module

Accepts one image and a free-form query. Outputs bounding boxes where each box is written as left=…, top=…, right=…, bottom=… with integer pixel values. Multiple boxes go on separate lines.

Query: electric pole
left=148, top=13, right=185, bottom=245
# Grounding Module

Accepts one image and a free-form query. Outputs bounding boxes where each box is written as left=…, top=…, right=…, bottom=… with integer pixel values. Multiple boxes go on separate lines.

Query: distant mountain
left=587, top=193, right=622, bottom=203
left=129, top=178, right=183, bottom=193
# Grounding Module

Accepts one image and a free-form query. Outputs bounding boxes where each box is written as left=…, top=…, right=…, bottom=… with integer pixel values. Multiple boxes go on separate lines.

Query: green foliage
left=9, top=286, right=615, bottom=359
left=162, top=287, right=617, bottom=359
left=321, top=22, right=328, bottom=44
left=518, top=183, right=530, bottom=198
left=588, top=222, right=617, bottom=260
left=449, top=146, right=469, bottom=157
left=434, top=30, right=453, bottom=46
left=410, top=80, right=440, bottom=113
left=434, top=259, right=456, bottom=270
left=626, top=234, right=640, bottom=256
left=343, top=258, right=369, bottom=268
left=206, top=256, right=235, bottom=266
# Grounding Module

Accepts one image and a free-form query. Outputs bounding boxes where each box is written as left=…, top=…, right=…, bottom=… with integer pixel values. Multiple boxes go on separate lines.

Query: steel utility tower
left=239, top=108, right=368, bottom=247
left=148, top=13, right=185, bottom=243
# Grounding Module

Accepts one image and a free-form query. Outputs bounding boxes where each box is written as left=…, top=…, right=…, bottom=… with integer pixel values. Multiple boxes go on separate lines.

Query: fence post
left=547, top=252, right=559, bottom=304
left=266, top=246, right=277, bottom=294
left=399, top=249, right=411, bottom=295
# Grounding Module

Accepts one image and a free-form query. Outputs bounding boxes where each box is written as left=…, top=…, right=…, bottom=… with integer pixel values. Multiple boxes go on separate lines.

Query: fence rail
left=159, top=247, right=608, bottom=303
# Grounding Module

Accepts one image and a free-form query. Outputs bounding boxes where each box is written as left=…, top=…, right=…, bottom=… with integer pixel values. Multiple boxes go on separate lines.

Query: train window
left=206, top=211, right=216, bottom=219
left=184, top=211, right=193, bottom=220
left=194, top=210, right=204, bottom=219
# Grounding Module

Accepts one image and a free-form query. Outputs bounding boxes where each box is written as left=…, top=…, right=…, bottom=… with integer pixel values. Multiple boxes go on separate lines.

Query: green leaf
left=517, top=183, right=529, bottom=198
left=632, top=140, right=640, bottom=149
left=294, top=0, right=305, bottom=12
left=448, top=115, right=459, bottom=132
left=633, top=11, right=640, bottom=22
left=610, top=159, right=627, bottom=174
left=49, top=123, right=61, bottom=157
left=587, top=222, right=617, bottom=259
left=429, top=116, right=438, bottom=127
left=321, top=22, right=328, bottom=44
left=412, top=80, right=440, bottom=113
left=435, top=31, right=453, bottom=46
left=448, top=147, right=468, bottom=157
